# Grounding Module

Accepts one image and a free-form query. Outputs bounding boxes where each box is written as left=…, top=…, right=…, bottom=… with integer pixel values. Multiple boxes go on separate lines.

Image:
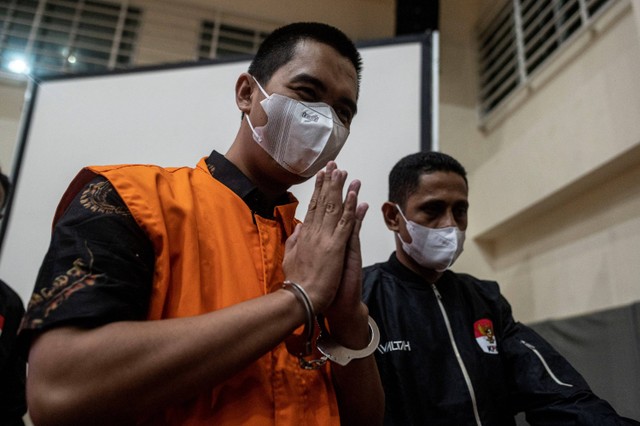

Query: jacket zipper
left=432, top=284, right=483, bottom=426
left=520, top=340, right=573, bottom=387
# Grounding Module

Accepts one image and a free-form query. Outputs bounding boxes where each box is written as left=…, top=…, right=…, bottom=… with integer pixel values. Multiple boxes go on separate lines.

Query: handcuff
left=282, top=280, right=380, bottom=369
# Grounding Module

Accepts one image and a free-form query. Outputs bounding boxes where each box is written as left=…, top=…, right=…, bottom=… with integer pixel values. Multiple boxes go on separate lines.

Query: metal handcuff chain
left=281, top=281, right=380, bottom=370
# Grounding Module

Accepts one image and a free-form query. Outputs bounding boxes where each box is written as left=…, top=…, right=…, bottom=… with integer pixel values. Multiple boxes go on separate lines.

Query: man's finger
left=346, top=179, right=361, bottom=198
left=308, top=162, right=338, bottom=229
left=331, top=188, right=357, bottom=243
left=303, top=171, right=325, bottom=225
left=285, top=223, right=302, bottom=251
left=319, top=168, right=349, bottom=232
left=355, top=202, right=369, bottom=223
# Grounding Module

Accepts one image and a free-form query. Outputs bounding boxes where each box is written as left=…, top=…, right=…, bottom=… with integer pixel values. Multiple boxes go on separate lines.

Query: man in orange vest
left=20, top=22, right=383, bottom=425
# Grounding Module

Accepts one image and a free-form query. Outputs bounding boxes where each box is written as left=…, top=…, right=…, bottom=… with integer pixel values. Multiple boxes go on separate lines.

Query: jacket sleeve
left=0, top=281, right=27, bottom=425
left=497, top=295, right=639, bottom=425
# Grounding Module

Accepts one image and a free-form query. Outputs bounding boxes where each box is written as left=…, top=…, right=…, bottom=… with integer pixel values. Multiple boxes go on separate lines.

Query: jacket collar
left=384, top=252, right=453, bottom=289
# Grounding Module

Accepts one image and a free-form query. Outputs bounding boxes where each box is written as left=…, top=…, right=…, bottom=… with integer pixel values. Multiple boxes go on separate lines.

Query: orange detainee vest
left=86, top=158, right=340, bottom=425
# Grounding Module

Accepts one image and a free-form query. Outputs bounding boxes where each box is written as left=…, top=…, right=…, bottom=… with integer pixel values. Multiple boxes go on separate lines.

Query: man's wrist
left=325, top=304, right=371, bottom=349
left=280, top=281, right=316, bottom=357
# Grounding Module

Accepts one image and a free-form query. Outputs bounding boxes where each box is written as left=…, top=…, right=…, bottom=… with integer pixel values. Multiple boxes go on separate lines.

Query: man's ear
left=235, top=73, right=253, bottom=114
left=382, top=201, right=401, bottom=232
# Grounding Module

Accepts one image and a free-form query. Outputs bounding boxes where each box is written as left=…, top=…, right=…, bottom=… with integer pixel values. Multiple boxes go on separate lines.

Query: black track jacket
left=362, top=253, right=638, bottom=426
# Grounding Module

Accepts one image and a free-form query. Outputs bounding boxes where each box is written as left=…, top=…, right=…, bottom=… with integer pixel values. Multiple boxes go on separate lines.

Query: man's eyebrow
left=418, top=199, right=445, bottom=209
left=419, top=198, right=468, bottom=208
left=290, top=73, right=358, bottom=116
left=290, top=73, right=326, bottom=90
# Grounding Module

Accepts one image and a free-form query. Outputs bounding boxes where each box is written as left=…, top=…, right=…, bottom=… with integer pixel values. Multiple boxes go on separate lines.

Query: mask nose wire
left=251, top=75, right=349, bottom=133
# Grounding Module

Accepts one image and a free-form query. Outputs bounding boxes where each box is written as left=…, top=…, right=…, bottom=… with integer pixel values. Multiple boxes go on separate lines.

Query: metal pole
left=109, top=0, right=130, bottom=69
left=431, top=30, right=439, bottom=152
left=512, top=0, right=528, bottom=83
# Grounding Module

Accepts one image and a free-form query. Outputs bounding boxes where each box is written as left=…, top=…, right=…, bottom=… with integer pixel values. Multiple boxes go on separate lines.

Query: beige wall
left=0, top=79, right=27, bottom=173
left=440, top=0, right=640, bottom=323
left=131, top=0, right=395, bottom=65
left=175, top=0, right=396, bottom=42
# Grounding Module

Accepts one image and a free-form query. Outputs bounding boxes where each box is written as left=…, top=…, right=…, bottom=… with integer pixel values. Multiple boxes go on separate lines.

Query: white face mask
left=396, top=205, right=465, bottom=272
left=245, top=76, right=350, bottom=178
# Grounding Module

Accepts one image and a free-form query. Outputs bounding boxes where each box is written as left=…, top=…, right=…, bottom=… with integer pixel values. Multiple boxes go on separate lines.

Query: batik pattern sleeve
left=498, top=295, right=639, bottom=425
left=19, top=175, right=155, bottom=343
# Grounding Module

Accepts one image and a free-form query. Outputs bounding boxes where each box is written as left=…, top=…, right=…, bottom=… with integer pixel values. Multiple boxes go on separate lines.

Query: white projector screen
left=0, top=35, right=432, bottom=303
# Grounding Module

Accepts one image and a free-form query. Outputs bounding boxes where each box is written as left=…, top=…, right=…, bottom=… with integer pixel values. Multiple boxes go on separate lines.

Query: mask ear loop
left=394, top=204, right=412, bottom=244
left=395, top=204, right=408, bottom=222
left=245, top=75, right=271, bottom=143
left=251, top=75, right=271, bottom=99
left=245, top=113, right=262, bottom=142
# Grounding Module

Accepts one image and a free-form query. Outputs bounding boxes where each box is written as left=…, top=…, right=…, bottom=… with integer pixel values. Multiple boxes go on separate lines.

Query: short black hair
left=0, top=171, right=10, bottom=209
left=248, top=22, right=362, bottom=98
left=389, top=151, right=468, bottom=208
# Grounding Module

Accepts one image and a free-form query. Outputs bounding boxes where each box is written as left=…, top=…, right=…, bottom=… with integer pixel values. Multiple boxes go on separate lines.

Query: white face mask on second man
left=245, top=76, right=350, bottom=178
left=396, top=205, right=465, bottom=272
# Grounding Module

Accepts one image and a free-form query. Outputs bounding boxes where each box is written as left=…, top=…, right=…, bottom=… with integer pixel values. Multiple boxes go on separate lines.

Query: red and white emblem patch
left=0, top=314, right=5, bottom=337
left=474, top=318, right=498, bottom=354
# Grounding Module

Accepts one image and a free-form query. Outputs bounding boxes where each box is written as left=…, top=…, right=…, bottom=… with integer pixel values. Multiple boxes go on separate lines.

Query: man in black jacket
left=0, top=170, right=27, bottom=426
left=362, top=151, right=638, bottom=425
